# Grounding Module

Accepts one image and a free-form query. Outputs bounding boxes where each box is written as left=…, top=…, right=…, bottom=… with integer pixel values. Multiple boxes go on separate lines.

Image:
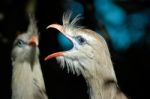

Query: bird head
left=11, top=16, right=39, bottom=64
left=45, top=12, right=116, bottom=79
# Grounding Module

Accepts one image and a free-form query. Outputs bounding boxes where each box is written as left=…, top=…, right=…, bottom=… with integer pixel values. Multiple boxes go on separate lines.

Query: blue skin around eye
left=17, top=40, right=26, bottom=48
left=75, top=36, right=86, bottom=45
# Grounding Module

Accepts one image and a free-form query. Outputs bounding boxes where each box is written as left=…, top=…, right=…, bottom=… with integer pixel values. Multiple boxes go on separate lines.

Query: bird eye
left=75, top=36, right=86, bottom=45
left=16, top=39, right=26, bottom=47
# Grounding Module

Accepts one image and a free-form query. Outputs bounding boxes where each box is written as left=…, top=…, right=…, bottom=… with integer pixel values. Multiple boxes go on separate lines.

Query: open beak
left=29, top=35, right=39, bottom=46
left=44, top=24, right=72, bottom=61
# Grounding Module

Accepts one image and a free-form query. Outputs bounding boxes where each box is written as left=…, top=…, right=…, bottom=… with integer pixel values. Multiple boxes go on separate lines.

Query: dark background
left=0, top=0, right=150, bottom=99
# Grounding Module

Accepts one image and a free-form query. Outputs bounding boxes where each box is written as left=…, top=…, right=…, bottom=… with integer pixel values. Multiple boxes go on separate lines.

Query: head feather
left=27, top=15, right=38, bottom=35
left=62, top=11, right=83, bottom=30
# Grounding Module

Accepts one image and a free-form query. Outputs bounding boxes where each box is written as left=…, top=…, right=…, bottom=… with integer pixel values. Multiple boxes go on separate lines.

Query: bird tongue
left=44, top=52, right=64, bottom=61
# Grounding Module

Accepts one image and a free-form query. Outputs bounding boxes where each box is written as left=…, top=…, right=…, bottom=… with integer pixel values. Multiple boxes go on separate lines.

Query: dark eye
left=16, top=39, right=26, bottom=47
left=75, top=36, right=86, bottom=45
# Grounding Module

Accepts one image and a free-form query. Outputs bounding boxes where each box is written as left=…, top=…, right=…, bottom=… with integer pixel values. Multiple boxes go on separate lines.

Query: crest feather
left=62, top=11, right=83, bottom=29
left=27, top=15, right=38, bottom=35
left=26, top=0, right=38, bottom=35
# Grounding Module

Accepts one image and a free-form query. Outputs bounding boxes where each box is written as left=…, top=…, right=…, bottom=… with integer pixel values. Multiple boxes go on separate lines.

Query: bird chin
left=56, top=56, right=82, bottom=76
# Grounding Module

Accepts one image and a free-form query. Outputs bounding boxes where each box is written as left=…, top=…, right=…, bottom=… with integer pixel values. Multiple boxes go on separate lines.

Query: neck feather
left=82, top=63, right=127, bottom=99
left=12, top=61, right=34, bottom=99
left=12, top=59, right=48, bottom=99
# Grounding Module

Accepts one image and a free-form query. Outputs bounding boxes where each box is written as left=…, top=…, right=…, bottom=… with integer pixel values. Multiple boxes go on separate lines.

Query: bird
left=45, top=12, right=128, bottom=99
left=11, top=0, right=48, bottom=98
left=11, top=15, right=48, bottom=99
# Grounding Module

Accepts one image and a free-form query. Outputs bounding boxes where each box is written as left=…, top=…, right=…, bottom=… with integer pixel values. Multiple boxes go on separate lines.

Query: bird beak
left=44, top=24, right=72, bottom=61
left=44, top=51, right=64, bottom=61
left=46, top=24, right=65, bottom=35
left=29, top=35, right=39, bottom=46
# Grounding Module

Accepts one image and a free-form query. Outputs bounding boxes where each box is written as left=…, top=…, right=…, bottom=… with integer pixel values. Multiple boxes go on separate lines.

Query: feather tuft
left=62, top=11, right=83, bottom=30
left=56, top=56, right=83, bottom=75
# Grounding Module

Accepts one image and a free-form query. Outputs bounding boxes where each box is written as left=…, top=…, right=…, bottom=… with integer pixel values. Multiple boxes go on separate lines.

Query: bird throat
left=12, top=61, right=34, bottom=99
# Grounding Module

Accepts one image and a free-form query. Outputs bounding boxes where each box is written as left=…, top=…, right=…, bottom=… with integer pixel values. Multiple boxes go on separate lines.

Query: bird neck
left=86, top=76, right=117, bottom=99
left=12, top=58, right=48, bottom=99
left=12, top=61, right=34, bottom=99
left=84, top=66, right=127, bottom=99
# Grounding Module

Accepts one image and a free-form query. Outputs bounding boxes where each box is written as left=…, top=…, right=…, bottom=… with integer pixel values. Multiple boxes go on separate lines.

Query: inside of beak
left=29, top=35, right=39, bottom=46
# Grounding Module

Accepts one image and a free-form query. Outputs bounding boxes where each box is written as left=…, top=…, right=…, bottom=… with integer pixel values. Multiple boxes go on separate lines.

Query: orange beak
left=46, top=24, right=65, bottom=34
left=44, top=51, right=64, bottom=61
left=29, top=35, right=39, bottom=46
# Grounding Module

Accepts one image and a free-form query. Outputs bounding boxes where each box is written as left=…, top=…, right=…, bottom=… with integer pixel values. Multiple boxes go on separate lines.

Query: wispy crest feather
left=27, top=15, right=38, bottom=35
left=62, top=11, right=83, bottom=29
left=26, top=0, right=38, bottom=35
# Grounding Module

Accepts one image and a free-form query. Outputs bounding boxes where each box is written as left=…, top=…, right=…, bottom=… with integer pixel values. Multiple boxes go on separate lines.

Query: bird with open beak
left=11, top=16, right=48, bottom=99
left=45, top=12, right=128, bottom=99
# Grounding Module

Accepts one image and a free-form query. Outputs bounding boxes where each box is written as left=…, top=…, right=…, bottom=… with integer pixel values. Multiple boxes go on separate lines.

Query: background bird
left=11, top=16, right=48, bottom=99
left=11, top=0, right=48, bottom=99
left=45, top=12, right=128, bottom=99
